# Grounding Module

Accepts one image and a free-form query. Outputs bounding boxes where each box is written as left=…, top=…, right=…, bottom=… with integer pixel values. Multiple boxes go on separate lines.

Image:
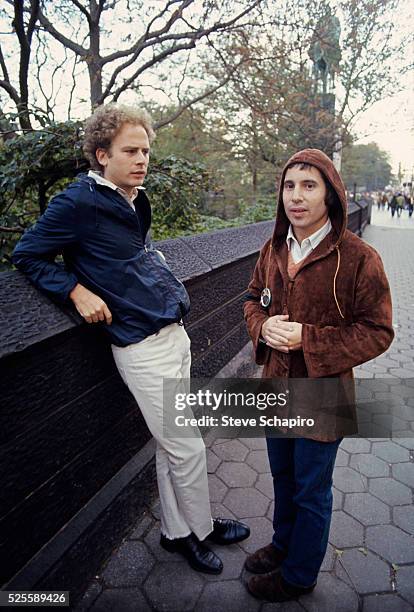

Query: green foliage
left=0, top=120, right=87, bottom=269
left=0, top=120, right=211, bottom=267
left=341, top=142, right=393, bottom=191
left=146, top=155, right=210, bottom=240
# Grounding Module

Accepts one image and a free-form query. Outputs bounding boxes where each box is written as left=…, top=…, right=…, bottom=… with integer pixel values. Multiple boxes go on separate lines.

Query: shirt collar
left=286, top=218, right=332, bottom=250
left=88, top=170, right=143, bottom=199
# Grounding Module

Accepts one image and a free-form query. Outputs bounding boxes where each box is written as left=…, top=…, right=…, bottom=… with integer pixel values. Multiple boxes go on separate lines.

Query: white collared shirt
left=88, top=170, right=141, bottom=211
left=286, top=218, right=332, bottom=264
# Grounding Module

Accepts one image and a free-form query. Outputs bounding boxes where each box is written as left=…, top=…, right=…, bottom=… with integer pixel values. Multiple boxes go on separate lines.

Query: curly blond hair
left=83, top=103, right=156, bottom=171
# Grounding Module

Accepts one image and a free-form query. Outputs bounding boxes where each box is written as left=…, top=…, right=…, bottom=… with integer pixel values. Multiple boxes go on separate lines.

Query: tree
left=193, top=0, right=409, bottom=196
left=341, top=142, right=393, bottom=191
left=0, top=0, right=262, bottom=129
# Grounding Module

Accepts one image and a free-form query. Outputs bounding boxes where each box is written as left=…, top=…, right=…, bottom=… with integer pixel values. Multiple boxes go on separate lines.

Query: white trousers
left=112, top=323, right=213, bottom=540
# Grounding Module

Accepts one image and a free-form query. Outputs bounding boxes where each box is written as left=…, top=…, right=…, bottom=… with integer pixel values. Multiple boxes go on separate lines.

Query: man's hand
left=261, top=315, right=302, bottom=352
left=69, top=283, right=112, bottom=325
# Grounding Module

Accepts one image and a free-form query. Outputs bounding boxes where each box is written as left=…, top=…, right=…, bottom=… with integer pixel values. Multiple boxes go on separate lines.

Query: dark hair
left=285, top=162, right=337, bottom=209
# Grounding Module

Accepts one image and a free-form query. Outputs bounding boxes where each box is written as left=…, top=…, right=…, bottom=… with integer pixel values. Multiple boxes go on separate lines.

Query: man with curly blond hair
left=13, top=103, right=249, bottom=575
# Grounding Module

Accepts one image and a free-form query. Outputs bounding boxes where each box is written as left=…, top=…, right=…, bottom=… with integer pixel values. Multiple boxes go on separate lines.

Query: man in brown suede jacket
left=243, top=148, right=394, bottom=602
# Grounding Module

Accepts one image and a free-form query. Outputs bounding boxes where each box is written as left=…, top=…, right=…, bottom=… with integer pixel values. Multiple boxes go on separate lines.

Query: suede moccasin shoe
left=244, top=543, right=287, bottom=574
left=248, top=570, right=316, bottom=602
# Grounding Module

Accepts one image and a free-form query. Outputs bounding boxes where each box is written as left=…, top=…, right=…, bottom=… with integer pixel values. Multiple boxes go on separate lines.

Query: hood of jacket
left=273, top=148, right=348, bottom=247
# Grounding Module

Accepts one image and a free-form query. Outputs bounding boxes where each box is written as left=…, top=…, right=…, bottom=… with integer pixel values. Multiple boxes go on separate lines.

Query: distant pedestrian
left=396, top=193, right=405, bottom=217
left=390, top=193, right=397, bottom=217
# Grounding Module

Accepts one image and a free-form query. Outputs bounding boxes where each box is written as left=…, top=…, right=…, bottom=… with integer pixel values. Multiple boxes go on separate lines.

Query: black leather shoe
left=160, top=533, right=223, bottom=574
left=205, top=518, right=250, bottom=545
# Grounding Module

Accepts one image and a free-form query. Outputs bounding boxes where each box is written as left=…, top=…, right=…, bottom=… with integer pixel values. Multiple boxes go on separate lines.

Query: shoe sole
left=160, top=539, right=223, bottom=575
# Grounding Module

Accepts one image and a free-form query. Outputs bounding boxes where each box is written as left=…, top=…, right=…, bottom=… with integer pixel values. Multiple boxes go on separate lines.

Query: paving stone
left=267, top=500, right=275, bottom=522
left=262, top=602, right=304, bottom=611
left=396, top=565, right=414, bottom=605
left=208, top=473, right=228, bottom=502
left=89, top=588, right=151, bottom=611
left=130, top=514, right=153, bottom=540
left=246, top=450, right=270, bottom=473
left=213, top=439, right=249, bottom=461
left=206, top=448, right=221, bottom=473
left=320, top=543, right=335, bottom=571
left=210, top=501, right=237, bottom=521
left=372, top=441, right=410, bottom=463
left=143, top=562, right=204, bottom=611
left=372, top=413, right=409, bottom=433
left=144, top=524, right=186, bottom=563
left=329, top=511, right=364, bottom=548
left=101, top=541, right=154, bottom=587
left=339, top=548, right=391, bottom=594
left=333, top=487, right=343, bottom=511
left=334, top=467, right=367, bottom=493
left=223, top=487, right=270, bottom=518
left=369, top=477, right=412, bottom=505
left=349, top=454, right=389, bottom=478
left=151, top=499, right=161, bottom=521
left=394, top=438, right=414, bottom=450
left=216, top=461, right=257, bottom=488
left=241, top=437, right=267, bottom=450
left=203, top=543, right=247, bottom=581
left=196, top=580, right=260, bottom=612
left=255, top=473, right=274, bottom=499
left=300, top=572, right=359, bottom=612
left=344, top=492, right=390, bottom=525
left=366, top=525, right=414, bottom=564
left=335, top=448, right=349, bottom=467
left=238, top=516, right=274, bottom=554
left=363, top=593, right=413, bottom=612
left=392, top=462, right=414, bottom=487
left=393, top=505, right=414, bottom=535
left=73, top=579, right=102, bottom=611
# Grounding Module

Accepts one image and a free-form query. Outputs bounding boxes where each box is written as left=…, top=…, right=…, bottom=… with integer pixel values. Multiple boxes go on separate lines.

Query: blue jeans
left=266, top=436, right=342, bottom=587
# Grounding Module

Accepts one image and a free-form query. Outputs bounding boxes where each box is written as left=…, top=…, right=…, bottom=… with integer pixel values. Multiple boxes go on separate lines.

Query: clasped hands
left=261, top=315, right=302, bottom=353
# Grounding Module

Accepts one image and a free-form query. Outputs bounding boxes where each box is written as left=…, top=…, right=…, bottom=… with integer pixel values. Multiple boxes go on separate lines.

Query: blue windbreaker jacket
left=12, top=175, right=190, bottom=346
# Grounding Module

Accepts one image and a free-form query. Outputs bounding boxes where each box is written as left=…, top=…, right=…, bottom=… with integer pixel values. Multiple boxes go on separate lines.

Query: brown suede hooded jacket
left=244, top=149, right=394, bottom=441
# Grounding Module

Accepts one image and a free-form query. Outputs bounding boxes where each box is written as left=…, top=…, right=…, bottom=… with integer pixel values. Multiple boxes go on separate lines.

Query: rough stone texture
left=343, top=492, right=390, bottom=525
left=213, top=439, right=249, bottom=462
left=372, top=441, right=410, bottom=463
left=392, top=462, right=414, bottom=487
left=196, top=580, right=260, bottom=612
left=101, top=541, right=155, bottom=587
left=369, top=478, right=412, bottom=505
left=223, top=487, right=270, bottom=518
left=329, top=511, right=364, bottom=548
left=338, top=548, right=391, bottom=594
left=334, top=467, right=368, bottom=493
left=396, top=565, right=414, bottom=605
left=90, top=588, right=151, bottom=611
left=393, top=505, right=414, bottom=535
left=300, top=573, right=359, bottom=612
left=245, top=450, right=270, bottom=473
left=143, top=562, right=204, bottom=611
left=363, top=594, right=413, bottom=612
left=366, top=525, right=414, bottom=564
left=216, top=462, right=257, bottom=488
left=349, top=453, right=389, bottom=478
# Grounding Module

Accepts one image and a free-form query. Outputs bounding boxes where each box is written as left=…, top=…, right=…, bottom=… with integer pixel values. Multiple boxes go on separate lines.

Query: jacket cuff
left=251, top=315, right=270, bottom=365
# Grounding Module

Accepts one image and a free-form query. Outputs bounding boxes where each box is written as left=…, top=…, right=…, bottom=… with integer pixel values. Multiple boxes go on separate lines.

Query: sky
left=350, top=3, right=414, bottom=179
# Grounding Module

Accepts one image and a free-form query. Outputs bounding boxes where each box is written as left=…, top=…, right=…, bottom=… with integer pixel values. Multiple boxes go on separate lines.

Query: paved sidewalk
left=75, top=218, right=414, bottom=612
